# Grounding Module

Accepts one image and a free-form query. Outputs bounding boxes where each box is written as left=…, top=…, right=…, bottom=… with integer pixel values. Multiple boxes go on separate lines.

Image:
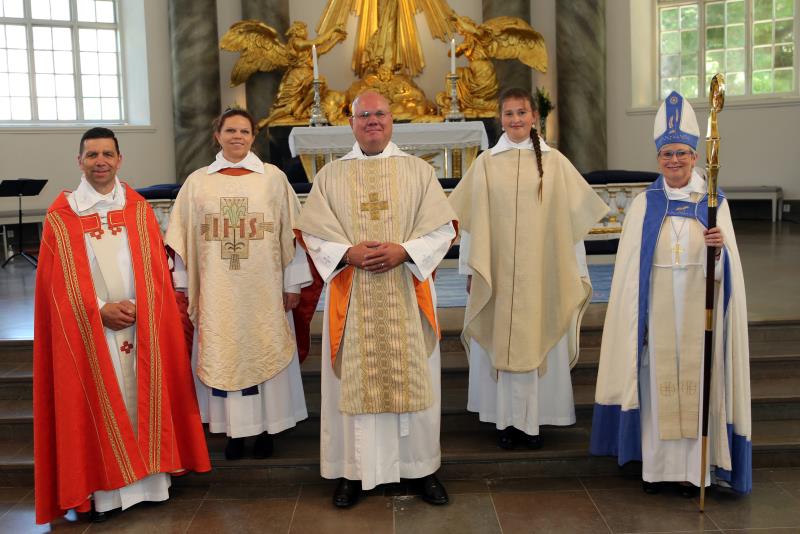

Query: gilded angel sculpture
left=220, top=20, right=347, bottom=127
left=436, top=15, right=548, bottom=118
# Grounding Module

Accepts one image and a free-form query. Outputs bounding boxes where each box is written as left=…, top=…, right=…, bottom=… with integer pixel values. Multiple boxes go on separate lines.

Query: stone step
left=1, top=417, right=798, bottom=486
left=4, top=339, right=797, bottom=402
left=5, top=369, right=800, bottom=442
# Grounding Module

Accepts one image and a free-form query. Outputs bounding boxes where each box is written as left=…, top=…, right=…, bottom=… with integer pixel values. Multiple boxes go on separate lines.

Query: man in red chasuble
left=34, top=128, right=211, bottom=525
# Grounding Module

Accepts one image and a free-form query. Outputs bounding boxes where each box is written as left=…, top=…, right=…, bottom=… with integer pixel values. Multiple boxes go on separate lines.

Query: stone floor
left=3, top=469, right=800, bottom=533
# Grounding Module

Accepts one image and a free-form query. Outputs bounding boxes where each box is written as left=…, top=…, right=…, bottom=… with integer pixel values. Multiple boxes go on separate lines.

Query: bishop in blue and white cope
left=590, top=91, right=752, bottom=495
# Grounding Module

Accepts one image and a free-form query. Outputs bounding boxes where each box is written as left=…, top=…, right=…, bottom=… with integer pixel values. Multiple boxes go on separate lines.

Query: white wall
left=607, top=0, right=800, bottom=199
left=0, top=0, right=176, bottom=212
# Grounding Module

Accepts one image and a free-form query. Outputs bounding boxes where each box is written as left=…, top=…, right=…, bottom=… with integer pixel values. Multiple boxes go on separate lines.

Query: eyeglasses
left=658, top=149, right=694, bottom=160
left=352, top=110, right=390, bottom=121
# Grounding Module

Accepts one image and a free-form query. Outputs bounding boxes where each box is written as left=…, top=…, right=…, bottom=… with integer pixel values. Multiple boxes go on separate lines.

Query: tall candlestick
left=312, top=44, right=319, bottom=80
left=450, top=38, right=456, bottom=75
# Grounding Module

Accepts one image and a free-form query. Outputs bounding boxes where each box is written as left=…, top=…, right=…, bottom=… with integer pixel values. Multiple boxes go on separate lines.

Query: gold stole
left=337, top=158, right=432, bottom=414
left=650, top=213, right=706, bottom=440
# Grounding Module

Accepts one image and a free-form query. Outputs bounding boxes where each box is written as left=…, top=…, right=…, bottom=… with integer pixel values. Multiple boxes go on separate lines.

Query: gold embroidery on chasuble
left=200, top=197, right=273, bottom=270
left=135, top=201, right=162, bottom=472
left=338, top=158, right=432, bottom=415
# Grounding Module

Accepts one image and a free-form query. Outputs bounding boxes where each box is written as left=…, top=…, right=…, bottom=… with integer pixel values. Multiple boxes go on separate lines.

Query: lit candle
left=312, top=44, right=319, bottom=80
left=450, top=38, right=456, bottom=75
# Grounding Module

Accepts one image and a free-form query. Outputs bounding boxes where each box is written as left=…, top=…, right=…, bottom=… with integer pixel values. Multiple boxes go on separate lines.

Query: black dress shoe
left=642, top=481, right=662, bottom=494
left=89, top=507, right=110, bottom=523
left=678, top=482, right=700, bottom=498
left=420, top=474, right=449, bottom=505
left=497, top=427, right=516, bottom=450
left=333, top=478, right=360, bottom=508
left=522, top=433, right=542, bottom=450
left=224, top=437, right=245, bottom=460
left=253, top=432, right=274, bottom=459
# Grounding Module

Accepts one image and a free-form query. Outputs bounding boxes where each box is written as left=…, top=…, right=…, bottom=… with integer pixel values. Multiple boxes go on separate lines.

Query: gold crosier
left=699, top=72, right=725, bottom=513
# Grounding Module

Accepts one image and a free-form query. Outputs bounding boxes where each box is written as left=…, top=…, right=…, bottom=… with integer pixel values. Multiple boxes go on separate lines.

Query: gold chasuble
left=297, top=156, right=456, bottom=414
left=165, top=167, right=299, bottom=391
left=449, top=148, right=608, bottom=373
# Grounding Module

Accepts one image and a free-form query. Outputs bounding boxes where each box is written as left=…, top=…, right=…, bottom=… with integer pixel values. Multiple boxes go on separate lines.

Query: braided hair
left=498, top=88, right=544, bottom=201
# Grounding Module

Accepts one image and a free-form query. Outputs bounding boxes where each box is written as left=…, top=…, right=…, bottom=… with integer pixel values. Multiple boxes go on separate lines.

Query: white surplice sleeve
left=575, top=240, right=589, bottom=278
left=172, top=252, right=188, bottom=291
left=301, top=232, right=350, bottom=284
left=401, top=222, right=456, bottom=281
left=458, top=231, right=473, bottom=276
left=284, top=242, right=313, bottom=293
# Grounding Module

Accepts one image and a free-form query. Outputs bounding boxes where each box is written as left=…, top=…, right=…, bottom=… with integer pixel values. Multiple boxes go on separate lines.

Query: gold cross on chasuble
left=360, top=192, right=389, bottom=220
left=200, top=197, right=273, bottom=270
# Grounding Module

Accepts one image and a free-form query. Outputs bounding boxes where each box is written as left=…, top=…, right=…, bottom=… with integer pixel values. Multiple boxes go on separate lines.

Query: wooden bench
left=723, top=186, right=784, bottom=222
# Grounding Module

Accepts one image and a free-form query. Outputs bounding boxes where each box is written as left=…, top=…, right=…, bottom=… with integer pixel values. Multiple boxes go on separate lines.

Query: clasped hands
left=346, top=240, right=409, bottom=274
left=100, top=300, right=136, bottom=331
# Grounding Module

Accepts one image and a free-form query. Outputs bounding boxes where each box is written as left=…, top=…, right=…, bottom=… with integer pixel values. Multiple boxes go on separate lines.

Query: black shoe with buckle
left=224, top=437, right=245, bottom=460
left=333, top=478, right=361, bottom=508
left=420, top=474, right=449, bottom=505
left=497, top=427, right=516, bottom=450
left=253, top=432, right=274, bottom=459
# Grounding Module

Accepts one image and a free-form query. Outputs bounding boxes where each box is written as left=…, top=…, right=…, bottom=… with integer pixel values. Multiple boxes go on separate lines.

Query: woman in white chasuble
left=166, top=108, right=312, bottom=460
left=449, top=88, right=608, bottom=450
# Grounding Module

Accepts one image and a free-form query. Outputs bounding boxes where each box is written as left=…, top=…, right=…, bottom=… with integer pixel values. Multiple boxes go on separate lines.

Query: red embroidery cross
left=120, top=341, right=133, bottom=354
left=89, top=228, right=105, bottom=240
left=109, top=225, right=123, bottom=236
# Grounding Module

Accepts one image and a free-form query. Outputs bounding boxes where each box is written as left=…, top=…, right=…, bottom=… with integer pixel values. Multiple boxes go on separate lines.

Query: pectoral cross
left=672, top=242, right=684, bottom=266
left=360, top=192, right=388, bottom=220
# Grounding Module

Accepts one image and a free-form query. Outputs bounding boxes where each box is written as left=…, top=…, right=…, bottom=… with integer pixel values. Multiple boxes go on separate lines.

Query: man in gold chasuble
left=296, top=91, right=458, bottom=508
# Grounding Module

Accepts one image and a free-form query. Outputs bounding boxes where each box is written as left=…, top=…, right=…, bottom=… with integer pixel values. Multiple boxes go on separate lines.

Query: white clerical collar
left=207, top=151, right=265, bottom=174
left=70, top=176, right=125, bottom=214
left=340, top=141, right=409, bottom=160
left=490, top=132, right=551, bottom=155
left=665, top=170, right=706, bottom=200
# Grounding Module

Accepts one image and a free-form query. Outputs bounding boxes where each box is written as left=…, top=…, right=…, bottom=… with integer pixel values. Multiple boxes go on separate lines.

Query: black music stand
left=1, top=179, right=47, bottom=268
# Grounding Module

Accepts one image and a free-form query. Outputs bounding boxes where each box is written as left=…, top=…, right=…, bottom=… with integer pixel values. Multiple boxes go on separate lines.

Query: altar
left=288, top=121, right=489, bottom=180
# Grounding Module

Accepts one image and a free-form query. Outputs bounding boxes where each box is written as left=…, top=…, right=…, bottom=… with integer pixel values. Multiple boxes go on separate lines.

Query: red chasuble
left=34, top=184, right=211, bottom=524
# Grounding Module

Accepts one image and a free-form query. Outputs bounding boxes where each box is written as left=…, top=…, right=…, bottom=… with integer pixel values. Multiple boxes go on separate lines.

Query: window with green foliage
left=658, top=0, right=796, bottom=99
left=0, top=0, right=122, bottom=122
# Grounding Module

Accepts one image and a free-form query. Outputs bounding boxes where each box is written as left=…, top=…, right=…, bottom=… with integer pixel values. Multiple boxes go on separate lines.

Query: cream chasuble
left=165, top=160, right=300, bottom=391
left=448, top=139, right=609, bottom=373
left=297, top=142, right=456, bottom=489
left=67, top=178, right=170, bottom=513
left=297, top=143, right=456, bottom=415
